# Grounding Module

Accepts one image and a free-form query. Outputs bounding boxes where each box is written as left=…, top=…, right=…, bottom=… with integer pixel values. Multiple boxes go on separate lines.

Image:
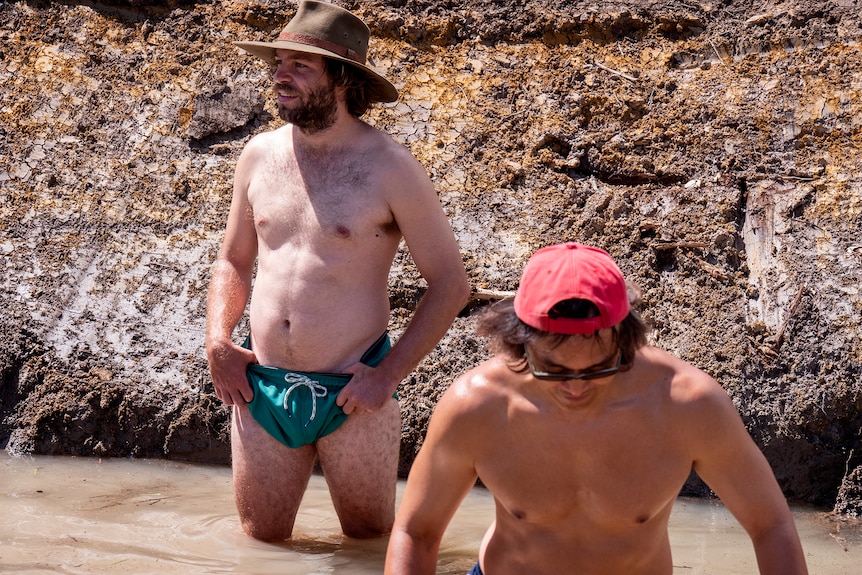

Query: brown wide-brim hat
left=234, top=0, right=398, bottom=103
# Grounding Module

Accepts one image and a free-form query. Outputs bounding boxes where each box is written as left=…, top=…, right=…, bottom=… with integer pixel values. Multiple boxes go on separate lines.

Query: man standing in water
left=206, top=1, right=470, bottom=541
left=385, top=243, right=807, bottom=574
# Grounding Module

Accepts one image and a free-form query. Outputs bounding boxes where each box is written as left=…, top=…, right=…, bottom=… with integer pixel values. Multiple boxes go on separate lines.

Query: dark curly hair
left=325, top=59, right=375, bottom=118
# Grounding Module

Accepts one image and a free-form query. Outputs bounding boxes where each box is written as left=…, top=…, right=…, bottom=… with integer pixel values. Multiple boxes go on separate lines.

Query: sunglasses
left=524, top=348, right=622, bottom=381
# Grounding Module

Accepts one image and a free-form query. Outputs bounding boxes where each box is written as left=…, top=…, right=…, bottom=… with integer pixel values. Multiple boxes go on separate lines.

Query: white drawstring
left=282, top=373, right=329, bottom=427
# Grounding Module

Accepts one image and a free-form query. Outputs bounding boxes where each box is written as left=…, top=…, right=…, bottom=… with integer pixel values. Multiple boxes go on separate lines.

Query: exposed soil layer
left=1, top=0, right=861, bottom=514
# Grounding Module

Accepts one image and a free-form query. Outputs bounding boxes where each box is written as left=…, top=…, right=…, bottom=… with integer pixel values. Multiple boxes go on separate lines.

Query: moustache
left=274, top=83, right=300, bottom=96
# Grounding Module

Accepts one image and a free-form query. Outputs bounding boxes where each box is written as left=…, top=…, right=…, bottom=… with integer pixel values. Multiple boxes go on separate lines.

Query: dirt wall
left=1, top=0, right=860, bottom=515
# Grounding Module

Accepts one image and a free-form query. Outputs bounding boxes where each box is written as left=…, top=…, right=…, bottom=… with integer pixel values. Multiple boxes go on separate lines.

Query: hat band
left=277, top=31, right=365, bottom=65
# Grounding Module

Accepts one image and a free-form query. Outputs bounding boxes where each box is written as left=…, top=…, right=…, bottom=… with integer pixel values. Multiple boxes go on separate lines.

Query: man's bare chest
left=249, top=154, right=396, bottom=244
left=477, top=413, right=692, bottom=526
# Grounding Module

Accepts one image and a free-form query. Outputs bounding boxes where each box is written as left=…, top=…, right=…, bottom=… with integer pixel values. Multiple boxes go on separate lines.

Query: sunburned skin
left=207, top=40, right=470, bottom=542
left=244, top=128, right=400, bottom=372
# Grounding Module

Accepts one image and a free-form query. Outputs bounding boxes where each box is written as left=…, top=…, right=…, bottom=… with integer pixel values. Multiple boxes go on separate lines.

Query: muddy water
left=1, top=454, right=859, bottom=574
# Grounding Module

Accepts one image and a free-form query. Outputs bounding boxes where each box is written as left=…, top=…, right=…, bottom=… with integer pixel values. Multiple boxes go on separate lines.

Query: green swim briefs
left=244, top=332, right=391, bottom=448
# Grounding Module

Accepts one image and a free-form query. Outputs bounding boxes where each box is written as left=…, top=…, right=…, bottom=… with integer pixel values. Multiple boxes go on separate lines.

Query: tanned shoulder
left=439, top=358, right=514, bottom=422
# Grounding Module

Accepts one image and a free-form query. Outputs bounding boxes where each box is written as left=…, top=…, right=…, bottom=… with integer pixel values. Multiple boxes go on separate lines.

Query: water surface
left=1, top=455, right=859, bottom=574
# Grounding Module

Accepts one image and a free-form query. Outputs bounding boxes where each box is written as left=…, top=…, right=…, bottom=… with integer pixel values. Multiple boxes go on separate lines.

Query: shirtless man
left=385, top=242, right=807, bottom=574
left=206, top=1, right=469, bottom=541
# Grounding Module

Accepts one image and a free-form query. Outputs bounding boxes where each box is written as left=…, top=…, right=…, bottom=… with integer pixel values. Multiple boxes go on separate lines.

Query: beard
left=276, top=80, right=338, bottom=134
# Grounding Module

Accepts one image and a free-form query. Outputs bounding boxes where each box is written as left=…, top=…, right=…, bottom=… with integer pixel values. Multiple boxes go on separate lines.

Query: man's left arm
left=691, top=382, right=808, bottom=575
left=338, top=149, right=470, bottom=413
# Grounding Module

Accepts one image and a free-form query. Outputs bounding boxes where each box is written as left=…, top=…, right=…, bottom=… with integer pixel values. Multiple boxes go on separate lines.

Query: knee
left=240, top=518, right=293, bottom=542
left=340, top=517, right=393, bottom=539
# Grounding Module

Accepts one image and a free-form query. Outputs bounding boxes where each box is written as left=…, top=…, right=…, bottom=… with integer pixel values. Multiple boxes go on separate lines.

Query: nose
left=272, top=61, right=292, bottom=82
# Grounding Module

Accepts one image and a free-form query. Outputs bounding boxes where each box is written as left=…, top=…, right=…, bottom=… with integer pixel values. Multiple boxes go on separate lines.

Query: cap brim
left=233, top=40, right=399, bottom=103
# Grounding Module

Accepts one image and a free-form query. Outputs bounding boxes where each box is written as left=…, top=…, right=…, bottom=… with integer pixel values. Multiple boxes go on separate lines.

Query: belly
left=482, top=517, right=674, bottom=575
left=247, top=266, right=391, bottom=372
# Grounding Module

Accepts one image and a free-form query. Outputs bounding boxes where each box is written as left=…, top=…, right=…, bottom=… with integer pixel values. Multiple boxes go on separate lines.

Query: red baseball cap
left=513, top=242, right=630, bottom=334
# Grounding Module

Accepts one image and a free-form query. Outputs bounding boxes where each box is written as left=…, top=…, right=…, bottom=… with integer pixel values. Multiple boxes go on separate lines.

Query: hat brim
left=233, top=40, right=399, bottom=103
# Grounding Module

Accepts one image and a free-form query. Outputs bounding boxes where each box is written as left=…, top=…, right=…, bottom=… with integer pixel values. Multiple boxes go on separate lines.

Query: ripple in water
left=1, top=454, right=860, bottom=574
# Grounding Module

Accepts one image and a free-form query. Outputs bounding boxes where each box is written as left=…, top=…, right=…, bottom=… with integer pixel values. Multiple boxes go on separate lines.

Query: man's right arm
left=385, top=372, right=485, bottom=575
left=205, top=145, right=260, bottom=406
left=688, top=373, right=808, bottom=575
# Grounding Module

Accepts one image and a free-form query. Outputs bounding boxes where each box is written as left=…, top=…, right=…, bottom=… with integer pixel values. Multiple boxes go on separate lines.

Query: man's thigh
left=231, top=403, right=317, bottom=541
left=316, top=397, right=400, bottom=538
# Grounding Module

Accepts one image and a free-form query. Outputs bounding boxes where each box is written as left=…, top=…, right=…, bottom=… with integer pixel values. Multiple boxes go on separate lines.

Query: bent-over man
left=206, top=1, right=470, bottom=541
left=385, top=242, right=807, bottom=574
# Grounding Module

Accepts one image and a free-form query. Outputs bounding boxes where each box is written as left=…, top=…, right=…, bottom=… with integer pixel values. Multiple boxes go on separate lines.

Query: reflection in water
left=1, top=454, right=859, bottom=574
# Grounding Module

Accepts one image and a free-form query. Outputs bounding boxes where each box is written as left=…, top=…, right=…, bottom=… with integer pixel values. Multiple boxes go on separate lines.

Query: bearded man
left=205, top=1, right=470, bottom=541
